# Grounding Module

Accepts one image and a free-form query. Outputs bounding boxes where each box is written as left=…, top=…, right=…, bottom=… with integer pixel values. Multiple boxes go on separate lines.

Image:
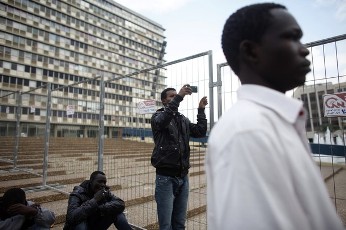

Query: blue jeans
left=74, top=212, right=132, bottom=230
left=155, top=174, right=189, bottom=230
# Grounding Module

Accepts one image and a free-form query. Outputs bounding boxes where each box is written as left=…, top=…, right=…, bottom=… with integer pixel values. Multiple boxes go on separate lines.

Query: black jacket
left=151, top=94, right=207, bottom=177
left=63, top=180, right=125, bottom=230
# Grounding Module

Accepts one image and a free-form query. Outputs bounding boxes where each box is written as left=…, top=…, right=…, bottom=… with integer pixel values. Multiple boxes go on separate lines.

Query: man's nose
left=301, top=44, right=310, bottom=57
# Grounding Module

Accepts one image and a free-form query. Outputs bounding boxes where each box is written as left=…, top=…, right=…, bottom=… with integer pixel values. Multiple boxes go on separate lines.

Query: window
left=25, top=65, right=30, bottom=72
left=40, top=109, right=46, bottom=116
left=22, top=107, right=28, bottom=115
left=36, top=68, right=42, bottom=76
left=17, top=64, right=24, bottom=72
left=11, top=63, right=17, bottom=70
left=3, top=62, right=10, bottom=69
left=3, top=76, right=9, bottom=83
left=29, top=80, right=36, bottom=88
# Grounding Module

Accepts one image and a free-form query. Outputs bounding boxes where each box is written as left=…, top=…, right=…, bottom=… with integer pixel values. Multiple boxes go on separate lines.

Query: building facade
left=0, top=0, right=166, bottom=137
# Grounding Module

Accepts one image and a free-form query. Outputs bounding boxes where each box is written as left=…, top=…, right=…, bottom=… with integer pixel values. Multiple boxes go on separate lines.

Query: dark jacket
left=63, top=180, right=125, bottom=230
left=151, top=94, right=207, bottom=177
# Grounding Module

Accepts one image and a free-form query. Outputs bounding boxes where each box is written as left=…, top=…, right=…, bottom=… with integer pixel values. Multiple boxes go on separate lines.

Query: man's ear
left=239, top=40, right=259, bottom=65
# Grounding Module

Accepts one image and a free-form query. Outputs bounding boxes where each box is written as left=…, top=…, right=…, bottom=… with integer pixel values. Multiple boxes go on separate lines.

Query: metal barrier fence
left=0, top=51, right=212, bottom=229
left=215, top=34, right=346, bottom=224
left=100, top=51, right=212, bottom=229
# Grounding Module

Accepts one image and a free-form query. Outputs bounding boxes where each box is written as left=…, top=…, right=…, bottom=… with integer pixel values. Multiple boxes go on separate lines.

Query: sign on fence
left=323, top=92, right=346, bottom=117
left=137, top=100, right=156, bottom=114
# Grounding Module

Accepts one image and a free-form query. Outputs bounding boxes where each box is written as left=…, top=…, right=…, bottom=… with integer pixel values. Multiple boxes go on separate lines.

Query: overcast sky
left=115, top=0, right=346, bottom=64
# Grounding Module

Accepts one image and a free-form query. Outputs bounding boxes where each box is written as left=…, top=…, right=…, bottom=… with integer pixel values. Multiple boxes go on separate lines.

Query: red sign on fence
left=323, top=92, right=346, bottom=117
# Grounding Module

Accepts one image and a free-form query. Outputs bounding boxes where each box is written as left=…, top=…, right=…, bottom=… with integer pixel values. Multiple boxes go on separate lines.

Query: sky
left=115, top=0, right=346, bottom=65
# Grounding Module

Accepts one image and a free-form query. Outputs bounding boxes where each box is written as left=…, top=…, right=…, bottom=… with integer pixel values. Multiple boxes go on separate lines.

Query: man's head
left=2, top=188, right=26, bottom=209
left=222, top=3, right=310, bottom=93
left=89, top=171, right=107, bottom=194
left=161, top=88, right=176, bottom=106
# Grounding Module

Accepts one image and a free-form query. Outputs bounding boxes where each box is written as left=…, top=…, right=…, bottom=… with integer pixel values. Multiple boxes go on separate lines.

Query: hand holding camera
left=178, top=84, right=198, bottom=98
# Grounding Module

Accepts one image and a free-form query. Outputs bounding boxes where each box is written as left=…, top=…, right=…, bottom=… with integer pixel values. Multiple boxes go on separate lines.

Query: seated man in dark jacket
left=63, top=171, right=132, bottom=230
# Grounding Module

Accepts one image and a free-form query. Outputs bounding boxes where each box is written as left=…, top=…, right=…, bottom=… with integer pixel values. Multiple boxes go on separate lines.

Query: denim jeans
left=28, top=224, right=50, bottom=230
left=155, top=174, right=189, bottom=230
left=74, top=212, right=132, bottom=230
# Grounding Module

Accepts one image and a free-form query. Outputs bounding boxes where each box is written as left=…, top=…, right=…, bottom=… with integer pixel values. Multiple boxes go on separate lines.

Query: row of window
left=0, top=104, right=150, bottom=123
left=1, top=31, right=151, bottom=72
left=79, top=0, right=164, bottom=35
left=48, top=0, right=164, bottom=42
left=0, top=44, right=123, bottom=78
left=0, top=54, right=154, bottom=90
left=0, top=74, right=134, bottom=102
left=56, top=0, right=162, bottom=47
left=2, top=30, right=157, bottom=70
left=3, top=2, right=162, bottom=56
left=0, top=88, right=140, bottom=115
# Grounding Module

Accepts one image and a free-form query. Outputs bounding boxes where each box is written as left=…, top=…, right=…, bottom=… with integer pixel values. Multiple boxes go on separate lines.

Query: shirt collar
left=237, top=85, right=304, bottom=124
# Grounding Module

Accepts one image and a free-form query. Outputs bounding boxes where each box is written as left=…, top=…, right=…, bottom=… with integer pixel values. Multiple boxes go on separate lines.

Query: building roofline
left=108, top=0, right=165, bottom=31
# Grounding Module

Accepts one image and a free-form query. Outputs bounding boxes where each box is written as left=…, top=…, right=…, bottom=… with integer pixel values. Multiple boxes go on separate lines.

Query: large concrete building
left=0, top=0, right=166, bottom=137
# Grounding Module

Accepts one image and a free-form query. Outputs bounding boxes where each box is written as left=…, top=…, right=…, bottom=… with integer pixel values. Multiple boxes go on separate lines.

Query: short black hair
left=2, top=188, right=26, bottom=209
left=221, top=3, right=286, bottom=75
left=160, top=88, right=176, bottom=101
left=90, top=171, right=105, bottom=181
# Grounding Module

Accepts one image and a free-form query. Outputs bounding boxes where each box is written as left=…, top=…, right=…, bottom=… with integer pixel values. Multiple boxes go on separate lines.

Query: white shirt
left=206, top=85, right=344, bottom=230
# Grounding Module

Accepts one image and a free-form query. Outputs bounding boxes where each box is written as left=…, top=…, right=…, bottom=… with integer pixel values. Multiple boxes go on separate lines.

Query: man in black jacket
left=151, top=85, right=208, bottom=230
left=63, top=171, right=132, bottom=230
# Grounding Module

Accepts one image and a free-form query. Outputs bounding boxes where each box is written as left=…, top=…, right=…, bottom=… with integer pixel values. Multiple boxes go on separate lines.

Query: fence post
left=98, top=76, right=105, bottom=171
left=43, top=83, right=52, bottom=186
left=208, top=51, right=215, bottom=129
left=13, top=91, right=22, bottom=169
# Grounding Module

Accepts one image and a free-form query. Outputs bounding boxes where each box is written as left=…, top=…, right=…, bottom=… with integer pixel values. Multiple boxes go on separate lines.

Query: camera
left=190, top=86, right=198, bottom=93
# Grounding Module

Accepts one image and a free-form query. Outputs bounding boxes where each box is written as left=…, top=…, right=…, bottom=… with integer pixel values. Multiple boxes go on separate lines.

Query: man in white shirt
left=206, top=3, right=345, bottom=230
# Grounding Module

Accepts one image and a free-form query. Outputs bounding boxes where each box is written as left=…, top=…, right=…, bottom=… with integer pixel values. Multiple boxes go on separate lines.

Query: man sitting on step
left=63, top=171, right=132, bottom=230
left=0, top=187, right=55, bottom=230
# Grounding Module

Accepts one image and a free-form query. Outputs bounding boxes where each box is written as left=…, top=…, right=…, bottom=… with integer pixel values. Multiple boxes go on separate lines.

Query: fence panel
left=100, top=51, right=212, bottom=229
left=45, top=79, right=101, bottom=194
left=0, top=87, right=48, bottom=192
left=0, top=51, right=212, bottom=228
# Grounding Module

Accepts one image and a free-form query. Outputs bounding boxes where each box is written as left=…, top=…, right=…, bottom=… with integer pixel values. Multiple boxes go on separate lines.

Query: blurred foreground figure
left=0, top=187, right=55, bottom=230
left=206, top=3, right=344, bottom=230
left=63, top=171, right=132, bottom=230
